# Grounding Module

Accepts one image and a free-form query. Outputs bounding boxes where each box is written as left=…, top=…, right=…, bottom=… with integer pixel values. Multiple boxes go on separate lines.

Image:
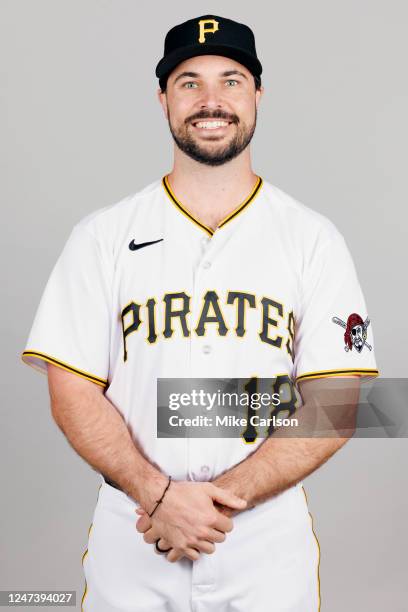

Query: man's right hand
left=138, top=480, right=247, bottom=560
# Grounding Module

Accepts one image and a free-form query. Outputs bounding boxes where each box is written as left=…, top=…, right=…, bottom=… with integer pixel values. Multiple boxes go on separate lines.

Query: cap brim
left=155, top=43, right=262, bottom=82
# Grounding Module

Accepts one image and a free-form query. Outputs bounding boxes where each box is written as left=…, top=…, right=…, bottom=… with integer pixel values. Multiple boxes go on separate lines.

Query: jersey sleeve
left=21, top=222, right=112, bottom=388
left=293, top=224, right=379, bottom=383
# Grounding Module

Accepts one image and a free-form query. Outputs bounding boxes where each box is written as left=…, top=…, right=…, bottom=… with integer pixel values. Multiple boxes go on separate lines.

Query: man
left=21, top=14, right=379, bottom=612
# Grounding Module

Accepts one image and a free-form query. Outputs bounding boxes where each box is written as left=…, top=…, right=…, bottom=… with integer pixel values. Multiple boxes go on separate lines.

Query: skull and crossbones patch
left=332, top=313, right=372, bottom=352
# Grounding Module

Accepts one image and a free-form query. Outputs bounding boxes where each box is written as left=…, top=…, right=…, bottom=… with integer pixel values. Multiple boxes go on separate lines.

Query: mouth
left=191, top=119, right=234, bottom=133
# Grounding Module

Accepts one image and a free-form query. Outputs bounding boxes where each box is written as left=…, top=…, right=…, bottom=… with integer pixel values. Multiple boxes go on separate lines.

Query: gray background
left=1, top=1, right=407, bottom=610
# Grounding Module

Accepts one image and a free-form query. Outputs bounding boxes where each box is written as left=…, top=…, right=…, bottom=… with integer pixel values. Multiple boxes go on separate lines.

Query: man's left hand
left=135, top=504, right=233, bottom=561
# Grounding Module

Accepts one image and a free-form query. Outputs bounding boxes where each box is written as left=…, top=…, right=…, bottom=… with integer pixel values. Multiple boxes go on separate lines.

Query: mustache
left=186, top=111, right=239, bottom=125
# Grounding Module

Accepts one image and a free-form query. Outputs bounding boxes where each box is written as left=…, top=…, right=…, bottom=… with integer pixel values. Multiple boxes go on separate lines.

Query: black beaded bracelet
left=148, top=476, right=172, bottom=518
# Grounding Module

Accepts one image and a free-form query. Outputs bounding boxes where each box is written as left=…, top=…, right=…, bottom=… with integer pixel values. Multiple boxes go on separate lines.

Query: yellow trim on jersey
left=81, top=556, right=89, bottom=610
left=21, top=350, right=108, bottom=388
left=301, top=485, right=321, bottom=611
left=296, top=368, right=379, bottom=383
left=217, top=176, right=263, bottom=227
left=162, top=175, right=213, bottom=236
left=162, top=174, right=264, bottom=236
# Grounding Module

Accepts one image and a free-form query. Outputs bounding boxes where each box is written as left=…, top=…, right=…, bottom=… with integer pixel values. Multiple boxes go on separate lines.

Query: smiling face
left=158, top=55, right=263, bottom=166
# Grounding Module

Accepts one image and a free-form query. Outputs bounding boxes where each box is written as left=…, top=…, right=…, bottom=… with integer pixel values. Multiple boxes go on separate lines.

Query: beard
left=167, top=107, right=257, bottom=167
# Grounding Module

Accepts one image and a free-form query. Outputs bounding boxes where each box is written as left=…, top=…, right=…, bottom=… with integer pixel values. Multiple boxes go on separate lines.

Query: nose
left=197, top=83, right=226, bottom=110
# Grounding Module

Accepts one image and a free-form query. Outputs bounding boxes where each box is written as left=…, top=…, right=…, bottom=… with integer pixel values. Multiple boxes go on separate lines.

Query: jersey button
left=201, top=236, right=210, bottom=246
left=202, top=261, right=211, bottom=269
left=200, top=466, right=210, bottom=481
left=202, top=344, right=212, bottom=354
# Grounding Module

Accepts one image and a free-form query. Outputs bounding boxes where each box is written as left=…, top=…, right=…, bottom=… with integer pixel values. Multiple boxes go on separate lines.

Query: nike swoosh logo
left=129, top=238, right=163, bottom=251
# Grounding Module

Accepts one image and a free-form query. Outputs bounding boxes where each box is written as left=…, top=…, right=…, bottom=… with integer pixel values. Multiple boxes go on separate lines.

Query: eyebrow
left=173, top=70, right=248, bottom=85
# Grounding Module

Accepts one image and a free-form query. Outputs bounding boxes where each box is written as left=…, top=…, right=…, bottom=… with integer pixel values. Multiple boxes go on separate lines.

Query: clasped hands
left=135, top=480, right=247, bottom=563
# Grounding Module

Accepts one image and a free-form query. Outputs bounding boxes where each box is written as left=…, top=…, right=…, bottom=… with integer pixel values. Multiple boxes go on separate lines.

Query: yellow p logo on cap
left=198, top=19, right=219, bottom=43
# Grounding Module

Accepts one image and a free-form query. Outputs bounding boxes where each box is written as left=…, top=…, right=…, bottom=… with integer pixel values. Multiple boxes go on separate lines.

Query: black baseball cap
left=155, top=14, right=263, bottom=90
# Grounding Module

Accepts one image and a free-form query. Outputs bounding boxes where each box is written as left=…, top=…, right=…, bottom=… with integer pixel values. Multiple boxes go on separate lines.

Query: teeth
left=195, top=121, right=229, bottom=129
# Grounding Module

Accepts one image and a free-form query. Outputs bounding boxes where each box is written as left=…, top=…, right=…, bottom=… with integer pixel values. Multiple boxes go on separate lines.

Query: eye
left=225, top=79, right=239, bottom=86
left=183, top=81, right=198, bottom=89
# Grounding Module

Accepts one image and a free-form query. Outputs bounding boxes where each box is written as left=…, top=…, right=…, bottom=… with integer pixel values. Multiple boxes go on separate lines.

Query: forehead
left=170, top=54, right=251, bottom=79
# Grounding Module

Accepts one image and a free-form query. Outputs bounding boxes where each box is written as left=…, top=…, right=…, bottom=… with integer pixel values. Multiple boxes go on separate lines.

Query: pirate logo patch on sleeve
left=332, top=313, right=372, bottom=352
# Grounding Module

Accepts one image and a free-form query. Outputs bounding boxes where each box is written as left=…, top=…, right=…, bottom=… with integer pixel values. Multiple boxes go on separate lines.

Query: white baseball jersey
left=22, top=175, right=379, bottom=611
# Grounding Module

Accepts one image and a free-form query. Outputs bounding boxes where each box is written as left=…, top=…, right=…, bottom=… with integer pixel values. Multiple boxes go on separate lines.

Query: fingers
left=135, top=494, right=235, bottom=563
left=184, top=547, right=200, bottom=562
left=135, top=507, right=149, bottom=520
left=166, top=548, right=184, bottom=563
left=193, top=525, right=226, bottom=544
left=206, top=528, right=226, bottom=543
left=193, top=540, right=215, bottom=554
left=143, top=527, right=160, bottom=544
left=157, top=537, right=171, bottom=550
left=214, top=503, right=235, bottom=518
left=209, top=485, right=247, bottom=510
left=165, top=537, right=216, bottom=559
left=212, top=512, right=234, bottom=534
left=167, top=547, right=200, bottom=562
left=135, top=513, right=153, bottom=533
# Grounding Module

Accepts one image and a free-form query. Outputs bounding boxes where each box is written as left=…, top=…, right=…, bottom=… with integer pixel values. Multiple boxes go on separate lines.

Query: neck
left=166, top=148, right=259, bottom=231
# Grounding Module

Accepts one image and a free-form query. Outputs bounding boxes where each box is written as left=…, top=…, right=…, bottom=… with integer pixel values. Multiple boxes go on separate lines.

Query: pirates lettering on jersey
left=120, top=289, right=293, bottom=362
left=195, top=291, right=228, bottom=336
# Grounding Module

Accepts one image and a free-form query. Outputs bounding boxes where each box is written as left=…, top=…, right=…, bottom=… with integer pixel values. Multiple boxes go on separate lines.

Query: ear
left=255, top=85, right=264, bottom=109
left=157, top=88, right=169, bottom=120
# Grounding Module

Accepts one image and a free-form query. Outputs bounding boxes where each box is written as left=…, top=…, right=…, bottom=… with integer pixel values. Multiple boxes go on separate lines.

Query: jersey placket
left=187, top=229, right=221, bottom=486
left=188, top=227, right=223, bottom=592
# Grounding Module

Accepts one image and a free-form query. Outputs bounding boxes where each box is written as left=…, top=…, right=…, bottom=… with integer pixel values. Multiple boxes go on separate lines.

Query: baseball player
left=21, top=14, right=379, bottom=612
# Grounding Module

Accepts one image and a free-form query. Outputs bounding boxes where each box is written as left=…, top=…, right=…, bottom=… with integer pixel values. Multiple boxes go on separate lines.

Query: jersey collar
left=162, top=174, right=264, bottom=237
